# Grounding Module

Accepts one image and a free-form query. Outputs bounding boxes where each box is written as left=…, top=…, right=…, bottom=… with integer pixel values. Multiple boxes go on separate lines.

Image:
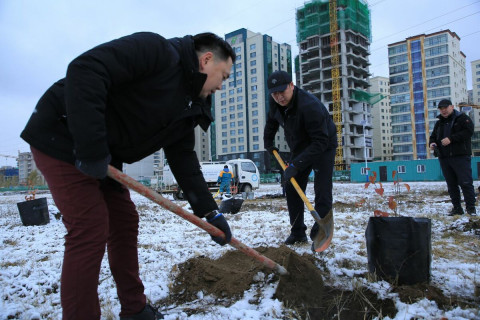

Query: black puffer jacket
left=263, top=87, right=337, bottom=171
left=21, top=32, right=217, bottom=216
left=429, top=109, right=474, bottom=158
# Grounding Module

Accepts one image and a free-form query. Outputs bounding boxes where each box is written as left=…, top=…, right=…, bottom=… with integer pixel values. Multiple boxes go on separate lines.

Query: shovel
left=107, top=165, right=288, bottom=275
left=272, top=150, right=333, bottom=252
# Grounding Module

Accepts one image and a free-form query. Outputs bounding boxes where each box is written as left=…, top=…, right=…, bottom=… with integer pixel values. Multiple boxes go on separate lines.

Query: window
left=220, top=92, right=226, bottom=98
left=252, top=93, right=258, bottom=100
left=250, top=43, right=256, bottom=50
left=253, top=144, right=259, bottom=150
left=417, top=164, right=426, bottom=173
left=239, top=145, right=244, bottom=151
left=221, top=124, right=227, bottom=129
left=237, top=104, right=243, bottom=110
left=238, top=137, right=244, bottom=143
left=221, top=100, right=226, bottom=106
left=252, top=110, right=258, bottom=116
left=229, top=81, right=235, bottom=87
left=237, top=87, right=242, bottom=93
left=253, top=135, right=259, bottom=141
left=230, top=130, right=236, bottom=136
left=238, top=112, right=243, bottom=118
left=252, top=127, right=259, bottom=133
left=241, top=162, right=257, bottom=173
left=222, top=140, right=227, bottom=145
left=229, top=89, right=234, bottom=95
left=229, top=98, right=235, bottom=103
left=236, top=79, right=242, bottom=85
left=222, top=131, right=227, bottom=137
left=235, top=47, right=241, bottom=53
left=221, top=116, right=227, bottom=121
left=251, top=77, right=257, bottom=83
left=360, top=167, right=369, bottom=175
left=251, top=68, right=257, bottom=74
left=238, top=129, right=244, bottom=134
left=251, top=85, right=257, bottom=91
left=230, top=138, right=236, bottom=144
left=237, top=96, right=243, bottom=102
left=230, top=114, right=235, bottom=119
left=230, top=122, right=235, bottom=128
left=221, top=108, right=227, bottom=114
left=236, top=55, right=241, bottom=61
left=397, top=165, right=406, bottom=173
left=229, top=106, right=235, bottom=111
left=222, top=148, right=227, bottom=153
left=250, top=60, right=256, bottom=66
left=237, top=120, right=243, bottom=126
left=236, top=71, right=242, bottom=77
left=231, top=146, right=236, bottom=152
left=250, top=52, right=256, bottom=58
left=252, top=119, right=258, bottom=125
left=235, top=63, right=242, bottom=69
left=252, top=102, right=258, bottom=108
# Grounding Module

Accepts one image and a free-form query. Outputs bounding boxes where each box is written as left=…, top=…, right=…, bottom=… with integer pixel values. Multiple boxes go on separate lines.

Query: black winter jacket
left=21, top=32, right=217, bottom=217
left=429, top=109, right=474, bottom=158
left=263, top=87, right=337, bottom=171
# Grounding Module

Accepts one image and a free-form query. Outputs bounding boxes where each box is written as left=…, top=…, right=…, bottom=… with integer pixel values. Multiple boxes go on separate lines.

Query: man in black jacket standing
left=21, top=32, right=235, bottom=320
left=429, top=99, right=476, bottom=216
left=263, top=71, right=337, bottom=251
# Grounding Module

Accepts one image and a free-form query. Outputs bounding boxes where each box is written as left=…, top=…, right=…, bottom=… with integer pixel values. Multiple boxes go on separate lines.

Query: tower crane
left=329, top=0, right=344, bottom=170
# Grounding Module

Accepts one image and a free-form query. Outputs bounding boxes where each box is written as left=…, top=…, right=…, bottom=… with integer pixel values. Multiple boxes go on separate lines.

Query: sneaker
left=447, top=206, right=464, bottom=216
left=466, top=207, right=477, bottom=216
left=120, top=305, right=164, bottom=320
left=284, top=234, right=308, bottom=245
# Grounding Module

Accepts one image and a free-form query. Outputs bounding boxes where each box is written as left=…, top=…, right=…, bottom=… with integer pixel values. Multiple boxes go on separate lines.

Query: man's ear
left=199, top=52, right=214, bottom=71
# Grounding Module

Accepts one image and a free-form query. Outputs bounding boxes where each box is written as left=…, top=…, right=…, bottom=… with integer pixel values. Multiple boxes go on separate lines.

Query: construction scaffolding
left=296, top=0, right=371, bottom=44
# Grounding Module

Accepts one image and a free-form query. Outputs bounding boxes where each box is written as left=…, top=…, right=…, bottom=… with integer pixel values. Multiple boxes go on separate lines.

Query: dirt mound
left=164, top=246, right=397, bottom=319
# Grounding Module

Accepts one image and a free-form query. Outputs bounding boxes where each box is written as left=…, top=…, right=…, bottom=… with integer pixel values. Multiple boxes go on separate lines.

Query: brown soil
left=161, top=246, right=398, bottom=319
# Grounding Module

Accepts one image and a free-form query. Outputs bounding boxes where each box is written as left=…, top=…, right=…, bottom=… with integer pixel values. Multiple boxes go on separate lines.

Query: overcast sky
left=1, top=0, right=479, bottom=167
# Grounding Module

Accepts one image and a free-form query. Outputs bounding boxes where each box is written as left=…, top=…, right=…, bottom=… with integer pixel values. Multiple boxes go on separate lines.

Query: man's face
left=271, top=83, right=294, bottom=107
left=439, top=105, right=454, bottom=118
left=199, top=53, right=233, bottom=99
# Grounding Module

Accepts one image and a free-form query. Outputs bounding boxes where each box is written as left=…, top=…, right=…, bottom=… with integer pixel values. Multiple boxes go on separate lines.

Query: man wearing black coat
left=263, top=71, right=337, bottom=251
left=429, top=99, right=476, bottom=216
left=21, top=32, right=235, bottom=320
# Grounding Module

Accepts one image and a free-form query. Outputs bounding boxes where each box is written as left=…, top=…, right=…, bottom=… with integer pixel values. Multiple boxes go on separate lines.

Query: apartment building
left=368, top=76, right=392, bottom=161
left=469, top=59, right=480, bottom=155
left=213, top=28, right=292, bottom=172
left=296, top=0, right=373, bottom=166
left=388, top=29, right=468, bottom=160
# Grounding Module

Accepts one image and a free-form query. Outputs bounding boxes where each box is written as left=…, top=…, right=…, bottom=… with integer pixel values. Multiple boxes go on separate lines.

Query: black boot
left=466, top=207, right=477, bottom=216
left=120, top=305, right=164, bottom=320
left=447, top=206, right=464, bottom=216
left=284, top=234, right=307, bottom=245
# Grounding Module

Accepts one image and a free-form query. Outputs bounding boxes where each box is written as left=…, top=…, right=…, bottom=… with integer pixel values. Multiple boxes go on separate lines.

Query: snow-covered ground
left=0, top=181, right=479, bottom=319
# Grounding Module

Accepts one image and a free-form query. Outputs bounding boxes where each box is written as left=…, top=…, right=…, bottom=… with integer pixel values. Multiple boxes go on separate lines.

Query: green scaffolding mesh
left=296, top=0, right=371, bottom=43
left=352, top=89, right=385, bottom=105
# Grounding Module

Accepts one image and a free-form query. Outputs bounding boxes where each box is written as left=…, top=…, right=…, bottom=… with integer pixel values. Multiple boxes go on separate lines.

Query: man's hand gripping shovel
left=272, top=150, right=333, bottom=252
left=107, top=165, right=288, bottom=275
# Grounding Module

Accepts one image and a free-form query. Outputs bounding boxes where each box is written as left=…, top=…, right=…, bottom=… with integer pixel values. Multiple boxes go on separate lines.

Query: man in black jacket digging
left=21, top=32, right=235, bottom=320
left=429, top=99, right=476, bottom=216
left=263, top=71, right=337, bottom=252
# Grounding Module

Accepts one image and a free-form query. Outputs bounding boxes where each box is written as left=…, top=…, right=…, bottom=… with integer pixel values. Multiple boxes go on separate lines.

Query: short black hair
left=193, top=32, right=236, bottom=64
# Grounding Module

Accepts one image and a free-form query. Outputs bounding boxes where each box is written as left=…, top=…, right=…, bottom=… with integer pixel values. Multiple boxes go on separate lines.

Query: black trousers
left=439, top=155, right=476, bottom=209
left=285, top=148, right=335, bottom=237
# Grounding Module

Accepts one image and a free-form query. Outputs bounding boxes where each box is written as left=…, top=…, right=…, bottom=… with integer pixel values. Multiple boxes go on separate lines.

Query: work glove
left=265, top=146, right=279, bottom=155
left=75, top=154, right=112, bottom=179
left=284, top=163, right=298, bottom=181
left=205, top=210, right=232, bottom=246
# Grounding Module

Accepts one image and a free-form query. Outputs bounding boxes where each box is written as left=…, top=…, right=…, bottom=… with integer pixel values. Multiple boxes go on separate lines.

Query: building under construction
left=296, top=0, right=379, bottom=167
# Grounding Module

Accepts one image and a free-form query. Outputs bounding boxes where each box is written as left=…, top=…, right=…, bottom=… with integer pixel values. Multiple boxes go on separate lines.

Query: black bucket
left=365, top=216, right=431, bottom=285
left=219, top=198, right=244, bottom=214
left=17, top=197, right=50, bottom=226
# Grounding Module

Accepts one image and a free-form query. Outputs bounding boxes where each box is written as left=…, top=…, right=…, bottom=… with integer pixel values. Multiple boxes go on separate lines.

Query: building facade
left=368, top=76, right=392, bottom=161
left=213, top=28, right=292, bottom=172
left=17, top=151, right=44, bottom=185
left=388, top=29, right=468, bottom=160
left=296, top=0, right=373, bottom=166
left=469, top=59, right=480, bottom=155
left=472, top=59, right=480, bottom=105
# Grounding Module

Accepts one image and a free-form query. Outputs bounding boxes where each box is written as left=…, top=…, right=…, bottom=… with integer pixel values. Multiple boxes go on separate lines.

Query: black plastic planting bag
left=365, top=217, right=431, bottom=285
left=218, top=198, right=244, bottom=214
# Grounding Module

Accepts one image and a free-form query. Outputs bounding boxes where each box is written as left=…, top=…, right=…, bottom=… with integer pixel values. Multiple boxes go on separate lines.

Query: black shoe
left=447, top=207, right=464, bottom=216
left=284, top=234, right=308, bottom=245
left=466, top=207, right=477, bottom=216
left=120, top=305, right=164, bottom=320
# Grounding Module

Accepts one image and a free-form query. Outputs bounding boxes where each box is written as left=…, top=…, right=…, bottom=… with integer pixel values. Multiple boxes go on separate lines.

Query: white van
left=153, top=159, right=260, bottom=200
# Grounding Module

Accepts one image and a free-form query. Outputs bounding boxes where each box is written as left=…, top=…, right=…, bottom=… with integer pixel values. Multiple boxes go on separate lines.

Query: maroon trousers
left=31, top=147, right=146, bottom=319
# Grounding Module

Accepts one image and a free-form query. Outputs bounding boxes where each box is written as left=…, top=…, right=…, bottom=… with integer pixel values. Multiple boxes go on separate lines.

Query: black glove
left=265, top=146, right=279, bottom=155
left=205, top=210, right=232, bottom=246
left=284, top=163, right=298, bottom=181
left=75, top=154, right=111, bottom=179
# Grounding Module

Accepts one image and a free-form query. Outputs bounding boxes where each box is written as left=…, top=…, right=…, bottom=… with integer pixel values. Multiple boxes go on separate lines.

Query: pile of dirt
left=163, top=246, right=397, bottom=319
